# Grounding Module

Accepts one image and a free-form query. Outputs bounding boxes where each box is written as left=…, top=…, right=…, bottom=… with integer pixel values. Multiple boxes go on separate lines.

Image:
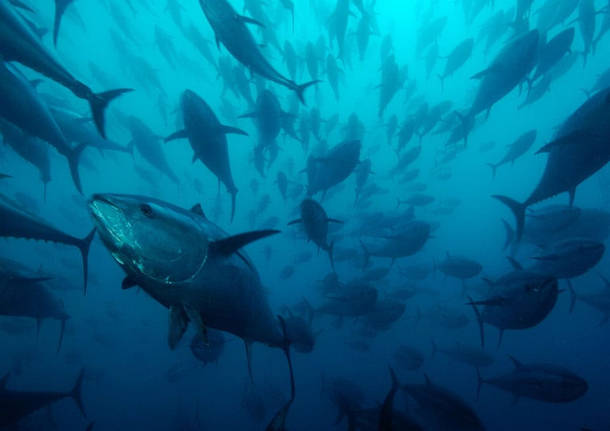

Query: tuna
left=289, top=199, right=342, bottom=269
left=0, top=369, right=86, bottom=427
left=402, top=375, right=485, bottom=431
left=487, top=130, right=537, bottom=177
left=0, top=261, right=70, bottom=351
left=468, top=271, right=559, bottom=347
left=0, top=1, right=130, bottom=138
left=305, top=140, right=361, bottom=197
left=166, top=90, right=247, bottom=221
left=88, top=195, right=298, bottom=395
left=494, top=88, right=610, bottom=240
left=438, top=38, right=474, bottom=90
left=478, top=357, right=588, bottom=403
left=199, top=0, right=317, bottom=103
left=360, top=221, right=431, bottom=267
left=0, top=194, right=95, bottom=294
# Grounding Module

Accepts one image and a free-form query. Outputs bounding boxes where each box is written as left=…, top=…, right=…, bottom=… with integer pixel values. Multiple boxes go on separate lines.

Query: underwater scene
left=1, top=0, right=610, bottom=429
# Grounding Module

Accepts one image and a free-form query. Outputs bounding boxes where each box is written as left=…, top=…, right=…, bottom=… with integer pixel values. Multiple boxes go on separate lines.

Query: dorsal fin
left=508, top=355, right=523, bottom=368
left=209, top=230, right=280, bottom=257
left=191, top=204, right=207, bottom=219
left=121, top=276, right=137, bottom=290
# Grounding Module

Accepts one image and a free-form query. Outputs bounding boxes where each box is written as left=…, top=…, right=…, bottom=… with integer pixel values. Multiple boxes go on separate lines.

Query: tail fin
left=327, top=241, right=335, bottom=271
left=486, top=163, right=497, bottom=179
left=568, top=284, right=577, bottom=313
left=66, top=143, right=87, bottom=194
left=88, top=88, right=133, bottom=139
left=476, top=367, right=484, bottom=401
left=467, top=295, right=485, bottom=348
left=359, top=240, right=370, bottom=268
left=294, top=80, right=320, bottom=104
left=230, top=189, right=237, bottom=223
left=69, top=368, right=86, bottom=418
left=53, top=0, right=74, bottom=45
left=501, top=219, right=515, bottom=251
left=76, top=228, right=96, bottom=295
left=277, top=315, right=296, bottom=400
left=492, top=195, right=526, bottom=242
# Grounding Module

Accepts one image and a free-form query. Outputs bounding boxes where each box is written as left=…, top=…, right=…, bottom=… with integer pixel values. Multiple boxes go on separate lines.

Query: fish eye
left=140, top=204, right=154, bottom=218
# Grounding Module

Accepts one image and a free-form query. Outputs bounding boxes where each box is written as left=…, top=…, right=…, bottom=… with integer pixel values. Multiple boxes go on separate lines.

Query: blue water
left=2, top=0, right=610, bottom=430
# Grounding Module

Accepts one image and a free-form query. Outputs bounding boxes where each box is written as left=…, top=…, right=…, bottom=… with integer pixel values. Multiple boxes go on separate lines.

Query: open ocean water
left=1, top=0, right=610, bottom=430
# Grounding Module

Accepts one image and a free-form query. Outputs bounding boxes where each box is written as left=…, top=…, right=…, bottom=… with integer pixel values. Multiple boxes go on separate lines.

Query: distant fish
left=0, top=1, right=131, bottom=138
left=0, top=369, right=86, bottom=427
left=0, top=194, right=95, bottom=294
left=199, top=0, right=318, bottom=103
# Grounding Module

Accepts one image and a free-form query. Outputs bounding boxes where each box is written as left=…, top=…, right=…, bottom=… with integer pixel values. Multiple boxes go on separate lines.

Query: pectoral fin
left=165, top=129, right=188, bottom=143
left=168, top=305, right=188, bottom=350
left=209, top=230, right=280, bottom=257
left=237, top=15, right=266, bottom=28
left=183, top=304, right=208, bottom=343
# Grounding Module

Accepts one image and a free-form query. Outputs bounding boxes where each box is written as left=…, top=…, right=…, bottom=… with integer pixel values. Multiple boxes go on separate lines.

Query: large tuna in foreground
left=88, top=194, right=298, bottom=397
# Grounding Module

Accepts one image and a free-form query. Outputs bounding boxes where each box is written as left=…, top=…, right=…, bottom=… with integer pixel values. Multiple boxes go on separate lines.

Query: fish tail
left=492, top=195, right=526, bottom=242
left=501, top=219, right=515, bottom=251
left=294, top=80, right=320, bottom=104
left=277, top=315, right=296, bottom=401
left=69, top=368, right=86, bottom=418
left=66, top=143, right=87, bottom=194
left=53, top=0, right=75, bottom=46
left=87, top=88, right=133, bottom=139
left=230, top=189, right=237, bottom=223
left=77, top=228, right=96, bottom=295
left=467, top=295, right=485, bottom=348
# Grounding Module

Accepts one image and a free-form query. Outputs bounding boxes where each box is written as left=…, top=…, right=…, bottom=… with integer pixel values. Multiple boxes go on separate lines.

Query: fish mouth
left=88, top=194, right=131, bottom=251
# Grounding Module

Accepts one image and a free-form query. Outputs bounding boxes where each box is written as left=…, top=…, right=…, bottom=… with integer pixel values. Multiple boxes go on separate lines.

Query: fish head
left=563, top=374, right=588, bottom=400
left=89, top=194, right=209, bottom=285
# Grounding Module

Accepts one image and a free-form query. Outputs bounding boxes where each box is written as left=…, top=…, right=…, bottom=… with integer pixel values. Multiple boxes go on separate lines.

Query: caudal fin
left=501, top=219, right=515, bottom=251
left=229, top=189, right=237, bottom=223
left=467, top=295, right=485, bottom=348
left=492, top=195, right=526, bottom=242
left=277, top=315, right=296, bottom=400
left=66, top=143, right=87, bottom=194
left=76, top=228, right=96, bottom=295
left=53, top=0, right=74, bottom=45
left=294, top=80, right=320, bottom=104
left=69, top=368, right=86, bottom=418
left=88, top=88, right=133, bottom=139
